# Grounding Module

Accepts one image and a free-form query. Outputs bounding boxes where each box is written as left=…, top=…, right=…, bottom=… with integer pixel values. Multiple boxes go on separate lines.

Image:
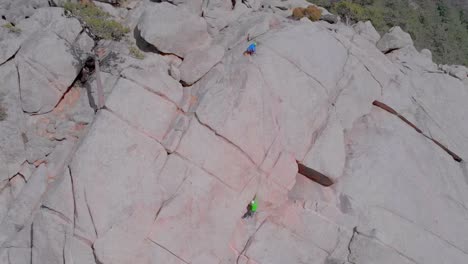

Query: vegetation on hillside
left=64, top=2, right=129, bottom=40
left=308, top=0, right=468, bottom=66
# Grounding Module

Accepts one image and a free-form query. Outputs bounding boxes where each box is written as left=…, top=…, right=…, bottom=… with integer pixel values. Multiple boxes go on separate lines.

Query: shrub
left=332, top=1, right=367, bottom=24
left=129, top=46, right=145, bottom=60
left=304, top=5, right=322, bottom=21
left=64, top=2, right=129, bottom=40
left=2, top=23, right=21, bottom=34
left=292, top=7, right=306, bottom=20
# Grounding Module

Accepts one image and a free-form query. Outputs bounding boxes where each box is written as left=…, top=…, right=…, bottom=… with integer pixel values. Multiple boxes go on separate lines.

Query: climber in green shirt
left=242, top=196, right=258, bottom=219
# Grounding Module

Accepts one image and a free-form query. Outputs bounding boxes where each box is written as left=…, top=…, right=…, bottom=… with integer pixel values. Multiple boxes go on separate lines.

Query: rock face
left=2, top=1, right=468, bottom=264
left=376, top=26, right=414, bottom=53
left=179, top=45, right=225, bottom=85
left=137, top=2, right=212, bottom=57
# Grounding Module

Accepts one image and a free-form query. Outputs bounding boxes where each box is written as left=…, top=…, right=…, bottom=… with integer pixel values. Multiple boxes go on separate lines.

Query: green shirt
left=250, top=199, right=258, bottom=212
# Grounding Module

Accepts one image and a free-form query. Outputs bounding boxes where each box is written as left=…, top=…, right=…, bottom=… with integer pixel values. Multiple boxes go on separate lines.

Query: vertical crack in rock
left=236, top=218, right=268, bottom=264
left=346, top=227, right=358, bottom=264
left=357, top=57, right=384, bottom=96
left=62, top=232, right=67, bottom=264
left=147, top=238, right=189, bottom=264
left=372, top=100, right=462, bottom=162
left=68, top=166, right=77, bottom=229
left=83, top=189, right=98, bottom=237
left=297, top=162, right=334, bottom=187
left=30, top=223, right=33, bottom=264
left=91, top=244, right=103, bottom=264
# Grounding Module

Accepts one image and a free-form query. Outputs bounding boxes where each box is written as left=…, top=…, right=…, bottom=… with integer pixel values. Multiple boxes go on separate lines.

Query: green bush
left=2, top=23, right=21, bottom=34
left=64, top=2, right=129, bottom=40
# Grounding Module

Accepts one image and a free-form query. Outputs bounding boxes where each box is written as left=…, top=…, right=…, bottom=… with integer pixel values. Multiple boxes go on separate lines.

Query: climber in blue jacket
left=244, top=42, right=257, bottom=56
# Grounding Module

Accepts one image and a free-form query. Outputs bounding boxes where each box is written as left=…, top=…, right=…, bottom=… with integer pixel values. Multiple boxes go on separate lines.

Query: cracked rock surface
left=1, top=0, right=468, bottom=263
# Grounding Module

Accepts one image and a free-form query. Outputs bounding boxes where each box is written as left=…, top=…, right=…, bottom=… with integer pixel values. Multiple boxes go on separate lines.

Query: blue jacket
left=246, top=43, right=256, bottom=53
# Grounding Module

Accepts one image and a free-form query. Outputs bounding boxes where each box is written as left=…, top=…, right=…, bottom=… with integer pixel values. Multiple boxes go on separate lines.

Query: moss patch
left=2, top=23, right=21, bottom=34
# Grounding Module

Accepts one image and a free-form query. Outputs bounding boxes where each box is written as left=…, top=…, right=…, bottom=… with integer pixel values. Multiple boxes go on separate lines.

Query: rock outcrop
left=376, top=26, right=414, bottom=53
left=2, top=1, right=468, bottom=264
left=137, top=2, right=212, bottom=57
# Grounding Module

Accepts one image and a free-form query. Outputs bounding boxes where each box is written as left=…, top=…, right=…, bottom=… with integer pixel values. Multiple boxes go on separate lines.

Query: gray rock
left=321, top=13, right=339, bottom=24
left=17, top=7, right=83, bottom=43
left=441, top=65, right=468, bottom=80
left=0, top=0, right=49, bottom=24
left=137, top=2, right=212, bottom=57
left=421, top=48, right=432, bottom=60
left=179, top=45, right=224, bottom=85
left=24, top=132, right=56, bottom=163
left=0, top=165, right=47, bottom=249
left=353, top=21, right=380, bottom=44
left=0, top=62, right=26, bottom=182
left=166, top=0, right=204, bottom=15
left=16, top=30, right=81, bottom=114
left=169, top=63, right=181, bottom=82
left=376, top=26, right=414, bottom=53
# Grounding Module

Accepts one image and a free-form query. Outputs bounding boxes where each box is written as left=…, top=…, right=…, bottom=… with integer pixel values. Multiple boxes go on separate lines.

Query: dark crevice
left=373, top=100, right=462, bottom=162
left=384, top=48, right=400, bottom=55
left=346, top=227, right=358, bottom=264
left=30, top=223, right=33, bottom=264
left=68, top=166, right=77, bottom=230
left=91, top=244, right=104, bottom=264
left=133, top=27, right=182, bottom=59
left=297, top=162, right=334, bottom=187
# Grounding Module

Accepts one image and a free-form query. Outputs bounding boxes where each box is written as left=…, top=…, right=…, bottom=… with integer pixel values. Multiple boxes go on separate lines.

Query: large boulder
left=376, top=26, right=414, bottom=53
left=353, top=20, right=380, bottom=44
left=137, top=2, right=212, bottom=57
left=16, top=31, right=83, bottom=114
left=14, top=8, right=93, bottom=114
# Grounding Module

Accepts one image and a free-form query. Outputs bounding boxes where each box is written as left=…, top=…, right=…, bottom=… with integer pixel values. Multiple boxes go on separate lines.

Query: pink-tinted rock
left=105, top=78, right=179, bottom=142
left=148, top=160, right=241, bottom=262
left=176, top=118, right=257, bottom=192
left=268, top=151, right=297, bottom=190
left=69, top=111, right=167, bottom=240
